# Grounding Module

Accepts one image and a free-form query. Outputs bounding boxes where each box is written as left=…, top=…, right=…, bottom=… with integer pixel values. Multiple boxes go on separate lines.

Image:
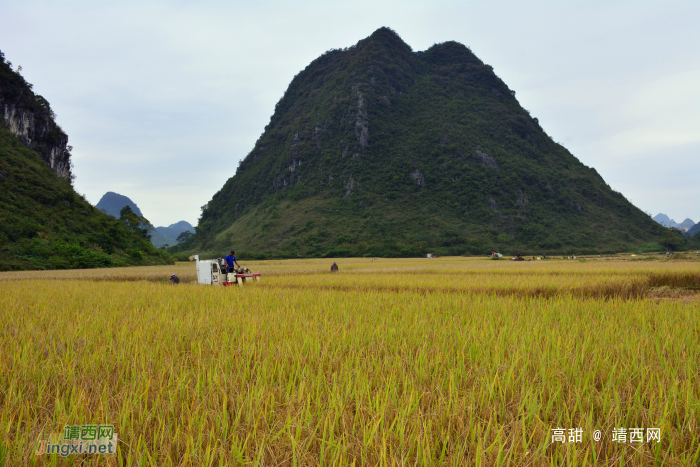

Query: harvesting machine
left=190, top=255, right=261, bottom=287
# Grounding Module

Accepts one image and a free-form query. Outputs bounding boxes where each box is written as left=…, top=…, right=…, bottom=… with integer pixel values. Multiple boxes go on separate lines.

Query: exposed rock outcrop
left=345, top=175, right=356, bottom=198
left=352, top=84, right=369, bottom=148
left=1, top=103, right=72, bottom=181
left=0, top=57, right=73, bottom=182
left=476, top=149, right=498, bottom=171
left=409, top=169, right=425, bottom=187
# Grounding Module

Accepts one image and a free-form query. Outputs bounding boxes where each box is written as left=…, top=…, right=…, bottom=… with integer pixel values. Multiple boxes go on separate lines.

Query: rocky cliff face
left=0, top=52, right=73, bottom=182
left=1, top=102, right=72, bottom=181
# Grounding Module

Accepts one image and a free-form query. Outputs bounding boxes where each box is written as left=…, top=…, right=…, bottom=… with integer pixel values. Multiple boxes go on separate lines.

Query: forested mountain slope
left=176, top=28, right=665, bottom=258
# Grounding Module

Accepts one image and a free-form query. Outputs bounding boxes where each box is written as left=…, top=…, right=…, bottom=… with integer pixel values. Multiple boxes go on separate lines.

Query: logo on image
left=35, top=424, right=118, bottom=456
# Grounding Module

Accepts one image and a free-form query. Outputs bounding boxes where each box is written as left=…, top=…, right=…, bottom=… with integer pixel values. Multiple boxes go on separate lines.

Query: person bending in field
left=331, top=262, right=338, bottom=272
left=225, top=250, right=240, bottom=273
left=169, top=274, right=180, bottom=284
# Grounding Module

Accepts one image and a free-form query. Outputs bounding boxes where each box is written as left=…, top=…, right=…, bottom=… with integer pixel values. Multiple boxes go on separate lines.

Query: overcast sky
left=1, top=0, right=698, bottom=227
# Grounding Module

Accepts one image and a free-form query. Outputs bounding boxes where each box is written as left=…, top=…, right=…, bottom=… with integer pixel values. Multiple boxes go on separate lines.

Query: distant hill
left=155, top=221, right=195, bottom=241
left=689, top=223, right=700, bottom=238
left=677, top=218, right=695, bottom=229
left=652, top=214, right=695, bottom=231
left=174, top=27, right=664, bottom=259
left=95, top=192, right=185, bottom=248
left=150, top=230, right=177, bottom=249
left=653, top=213, right=675, bottom=227
left=96, top=192, right=144, bottom=218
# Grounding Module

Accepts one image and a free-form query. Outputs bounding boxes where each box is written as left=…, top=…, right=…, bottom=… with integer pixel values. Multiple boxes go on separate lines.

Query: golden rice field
left=0, top=256, right=699, bottom=466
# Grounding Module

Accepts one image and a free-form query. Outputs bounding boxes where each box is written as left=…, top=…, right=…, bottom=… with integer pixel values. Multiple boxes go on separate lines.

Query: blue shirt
left=225, top=254, right=236, bottom=267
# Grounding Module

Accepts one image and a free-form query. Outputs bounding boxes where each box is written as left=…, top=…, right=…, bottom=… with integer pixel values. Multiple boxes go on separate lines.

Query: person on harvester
left=225, top=250, right=240, bottom=273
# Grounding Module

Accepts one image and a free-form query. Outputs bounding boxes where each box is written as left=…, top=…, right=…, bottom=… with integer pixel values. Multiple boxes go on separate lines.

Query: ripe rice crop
left=0, top=257, right=698, bottom=465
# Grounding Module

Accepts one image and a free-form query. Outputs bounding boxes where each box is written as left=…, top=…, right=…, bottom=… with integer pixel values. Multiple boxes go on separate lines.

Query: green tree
left=176, top=231, right=193, bottom=243
left=659, top=229, right=685, bottom=251
left=119, top=206, right=152, bottom=240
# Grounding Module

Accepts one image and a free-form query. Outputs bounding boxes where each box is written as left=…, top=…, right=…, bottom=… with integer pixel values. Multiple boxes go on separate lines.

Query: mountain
left=0, top=51, right=172, bottom=270
left=653, top=213, right=675, bottom=227
left=653, top=214, right=695, bottom=230
left=150, top=229, right=177, bottom=249
left=95, top=193, right=195, bottom=248
left=96, top=192, right=144, bottom=218
left=689, top=223, right=700, bottom=238
left=95, top=192, right=183, bottom=248
left=176, top=27, right=665, bottom=258
left=677, top=218, right=695, bottom=230
left=155, top=221, right=195, bottom=241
